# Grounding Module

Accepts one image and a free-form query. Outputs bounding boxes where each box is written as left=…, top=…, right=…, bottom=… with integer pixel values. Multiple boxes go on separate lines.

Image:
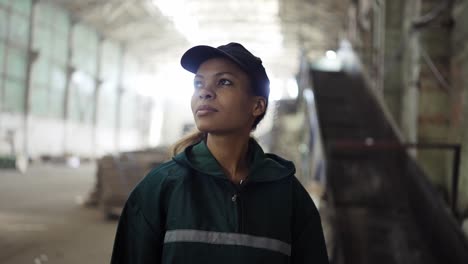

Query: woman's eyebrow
left=195, top=72, right=235, bottom=79
left=215, top=72, right=234, bottom=77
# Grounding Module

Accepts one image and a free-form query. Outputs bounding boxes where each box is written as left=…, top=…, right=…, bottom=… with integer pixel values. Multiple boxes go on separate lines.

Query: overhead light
left=152, top=0, right=200, bottom=44
left=269, top=76, right=283, bottom=101
left=152, top=0, right=180, bottom=18
left=286, top=78, right=299, bottom=99
left=325, top=50, right=337, bottom=59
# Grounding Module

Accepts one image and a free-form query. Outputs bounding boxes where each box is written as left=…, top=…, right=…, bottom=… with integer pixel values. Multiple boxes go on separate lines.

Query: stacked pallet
left=98, top=147, right=169, bottom=219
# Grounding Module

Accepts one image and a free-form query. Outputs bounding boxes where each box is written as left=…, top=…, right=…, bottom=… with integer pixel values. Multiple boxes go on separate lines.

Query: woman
left=111, top=42, right=329, bottom=264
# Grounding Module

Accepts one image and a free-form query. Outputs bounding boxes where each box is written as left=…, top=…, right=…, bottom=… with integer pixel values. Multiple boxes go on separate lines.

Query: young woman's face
left=191, top=57, right=265, bottom=135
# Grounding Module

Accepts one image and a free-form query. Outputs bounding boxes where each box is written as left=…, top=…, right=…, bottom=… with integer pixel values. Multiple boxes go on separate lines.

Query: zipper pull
left=231, top=194, right=238, bottom=202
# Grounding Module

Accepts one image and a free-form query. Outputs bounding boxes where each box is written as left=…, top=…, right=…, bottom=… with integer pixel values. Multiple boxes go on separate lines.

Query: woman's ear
left=252, top=97, right=267, bottom=117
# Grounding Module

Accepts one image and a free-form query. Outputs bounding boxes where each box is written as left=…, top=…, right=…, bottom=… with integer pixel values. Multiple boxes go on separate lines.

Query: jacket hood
left=173, top=138, right=295, bottom=182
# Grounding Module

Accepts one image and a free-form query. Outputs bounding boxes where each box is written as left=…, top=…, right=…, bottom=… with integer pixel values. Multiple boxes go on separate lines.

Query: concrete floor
left=0, top=163, right=117, bottom=264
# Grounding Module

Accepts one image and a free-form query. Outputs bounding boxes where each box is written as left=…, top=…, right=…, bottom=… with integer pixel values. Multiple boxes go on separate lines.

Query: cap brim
left=180, top=45, right=241, bottom=73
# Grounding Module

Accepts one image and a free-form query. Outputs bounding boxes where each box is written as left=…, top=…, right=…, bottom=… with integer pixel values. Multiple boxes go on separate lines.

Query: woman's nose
left=198, top=86, right=215, bottom=99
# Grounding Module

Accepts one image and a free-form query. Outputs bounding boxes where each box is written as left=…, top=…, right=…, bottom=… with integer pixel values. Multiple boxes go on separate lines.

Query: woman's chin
left=194, top=124, right=215, bottom=133
left=195, top=120, right=220, bottom=132
left=195, top=124, right=230, bottom=135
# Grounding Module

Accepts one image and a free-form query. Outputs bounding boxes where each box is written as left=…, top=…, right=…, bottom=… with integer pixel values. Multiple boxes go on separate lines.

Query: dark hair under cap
left=180, top=42, right=270, bottom=104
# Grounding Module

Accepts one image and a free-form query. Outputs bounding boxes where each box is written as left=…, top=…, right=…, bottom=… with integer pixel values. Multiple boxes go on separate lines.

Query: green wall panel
left=9, top=13, right=28, bottom=45
left=54, top=8, right=68, bottom=34
left=34, top=2, right=48, bottom=25
left=4, top=79, right=25, bottom=112
left=98, top=81, right=117, bottom=128
left=30, top=86, right=48, bottom=116
left=30, top=62, right=66, bottom=118
left=48, top=90, right=64, bottom=118
left=0, top=42, right=4, bottom=74
left=69, top=72, right=94, bottom=123
left=33, top=26, right=52, bottom=56
left=0, top=0, right=140, bottom=126
left=31, top=57, right=49, bottom=85
left=49, top=65, right=66, bottom=117
left=0, top=0, right=10, bottom=6
left=0, top=9, right=7, bottom=40
left=0, top=0, right=29, bottom=114
left=28, top=2, right=70, bottom=118
left=11, top=0, right=31, bottom=15
left=30, top=57, right=49, bottom=117
left=35, top=2, right=55, bottom=25
left=6, top=47, right=27, bottom=81
left=72, top=25, right=98, bottom=75
left=121, top=91, right=138, bottom=129
left=101, top=41, right=120, bottom=81
left=51, top=33, right=67, bottom=64
left=50, top=65, right=65, bottom=91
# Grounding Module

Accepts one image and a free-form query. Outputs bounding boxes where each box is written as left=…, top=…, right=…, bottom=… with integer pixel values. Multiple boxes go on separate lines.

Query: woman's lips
left=196, top=105, right=218, bottom=116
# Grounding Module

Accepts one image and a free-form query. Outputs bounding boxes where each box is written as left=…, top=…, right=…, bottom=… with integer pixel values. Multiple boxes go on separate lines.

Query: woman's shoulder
left=129, top=158, right=190, bottom=200
left=147, top=158, right=192, bottom=182
left=149, top=158, right=189, bottom=178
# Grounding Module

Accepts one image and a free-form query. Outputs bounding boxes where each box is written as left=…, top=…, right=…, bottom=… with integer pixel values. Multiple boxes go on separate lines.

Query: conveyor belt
left=311, top=70, right=468, bottom=264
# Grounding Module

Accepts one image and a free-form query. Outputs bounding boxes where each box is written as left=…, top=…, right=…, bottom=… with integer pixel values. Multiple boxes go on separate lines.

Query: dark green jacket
left=111, top=139, right=328, bottom=263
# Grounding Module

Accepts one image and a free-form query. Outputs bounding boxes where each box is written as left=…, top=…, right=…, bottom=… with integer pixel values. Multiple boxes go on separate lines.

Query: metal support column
left=115, top=44, right=125, bottom=153
left=23, top=0, right=39, bottom=158
left=400, top=0, right=421, bottom=149
left=92, top=35, right=103, bottom=159
left=62, top=19, right=76, bottom=155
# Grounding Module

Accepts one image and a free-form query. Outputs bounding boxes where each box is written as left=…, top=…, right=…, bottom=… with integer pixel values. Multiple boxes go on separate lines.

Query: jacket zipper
left=235, top=179, right=246, bottom=233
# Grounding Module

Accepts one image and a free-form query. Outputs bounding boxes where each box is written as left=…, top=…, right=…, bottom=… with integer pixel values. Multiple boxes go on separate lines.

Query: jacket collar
left=173, top=138, right=295, bottom=182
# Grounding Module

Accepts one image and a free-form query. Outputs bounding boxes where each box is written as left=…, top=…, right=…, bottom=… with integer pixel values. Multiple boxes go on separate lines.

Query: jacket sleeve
left=290, top=177, right=329, bottom=264
left=110, top=170, right=169, bottom=264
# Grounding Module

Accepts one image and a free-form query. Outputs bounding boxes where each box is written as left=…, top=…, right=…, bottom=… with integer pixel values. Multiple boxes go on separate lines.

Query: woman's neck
left=206, top=133, right=250, bottom=184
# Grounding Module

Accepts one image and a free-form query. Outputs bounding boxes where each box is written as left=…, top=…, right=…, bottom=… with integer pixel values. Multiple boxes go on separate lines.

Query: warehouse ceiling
left=46, top=0, right=349, bottom=78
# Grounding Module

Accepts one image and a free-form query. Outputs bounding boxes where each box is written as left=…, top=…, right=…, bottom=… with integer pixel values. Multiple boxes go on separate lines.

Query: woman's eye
left=194, top=80, right=203, bottom=89
left=218, top=79, right=232, bottom=86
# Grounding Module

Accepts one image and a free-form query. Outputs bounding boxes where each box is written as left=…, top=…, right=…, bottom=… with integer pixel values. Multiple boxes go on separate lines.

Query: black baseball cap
left=180, top=42, right=270, bottom=102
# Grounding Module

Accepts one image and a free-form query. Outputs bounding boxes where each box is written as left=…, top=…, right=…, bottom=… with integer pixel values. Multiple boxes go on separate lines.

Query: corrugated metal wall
left=32, top=2, right=66, bottom=118
left=0, top=0, right=153, bottom=158
left=0, top=0, right=30, bottom=114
